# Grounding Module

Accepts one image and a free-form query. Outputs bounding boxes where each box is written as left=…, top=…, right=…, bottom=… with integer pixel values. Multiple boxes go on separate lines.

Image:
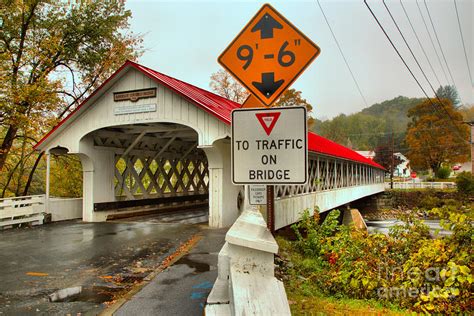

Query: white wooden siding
left=0, top=195, right=45, bottom=228
left=42, top=68, right=230, bottom=153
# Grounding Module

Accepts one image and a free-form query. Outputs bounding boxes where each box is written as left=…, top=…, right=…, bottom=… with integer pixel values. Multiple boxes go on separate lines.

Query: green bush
left=419, top=195, right=442, bottom=210
left=456, top=172, right=474, bottom=195
left=435, top=167, right=451, bottom=179
left=290, top=206, right=473, bottom=314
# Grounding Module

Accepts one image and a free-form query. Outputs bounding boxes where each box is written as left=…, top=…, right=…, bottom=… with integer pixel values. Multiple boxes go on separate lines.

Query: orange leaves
left=405, top=98, right=470, bottom=171
left=158, top=234, right=202, bottom=270
left=26, top=272, right=48, bottom=276
left=210, top=69, right=249, bottom=104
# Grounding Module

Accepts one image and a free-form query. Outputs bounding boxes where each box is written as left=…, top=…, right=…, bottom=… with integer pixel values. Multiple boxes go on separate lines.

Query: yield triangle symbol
left=256, top=112, right=281, bottom=136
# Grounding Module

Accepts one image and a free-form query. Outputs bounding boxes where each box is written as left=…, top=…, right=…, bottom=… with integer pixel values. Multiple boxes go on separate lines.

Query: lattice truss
left=114, top=156, right=208, bottom=199
left=92, top=123, right=209, bottom=200
left=276, top=155, right=384, bottom=199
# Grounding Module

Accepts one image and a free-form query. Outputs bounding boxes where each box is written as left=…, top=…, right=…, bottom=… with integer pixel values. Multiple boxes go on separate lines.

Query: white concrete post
left=78, top=136, right=116, bottom=222
left=201, top=139, right=242, bottom=228
left=45, top=152, right=51, bottom=212
left=206, top=210, right=291, bottom=315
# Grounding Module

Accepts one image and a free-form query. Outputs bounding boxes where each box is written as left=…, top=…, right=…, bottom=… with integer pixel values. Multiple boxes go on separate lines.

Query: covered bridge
left=34, top=61, right=385, bottom=229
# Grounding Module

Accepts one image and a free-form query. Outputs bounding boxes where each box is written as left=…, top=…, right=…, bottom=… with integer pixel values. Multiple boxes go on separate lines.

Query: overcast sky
left=126, top=0, right=473, bottom=119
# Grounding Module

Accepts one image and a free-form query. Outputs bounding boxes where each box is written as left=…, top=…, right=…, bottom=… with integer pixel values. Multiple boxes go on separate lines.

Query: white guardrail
left=0, top=195, right=46, bottom=228
left=0, top=195, right=83, bottom=229
left=386, top=182, right=456, bottom=189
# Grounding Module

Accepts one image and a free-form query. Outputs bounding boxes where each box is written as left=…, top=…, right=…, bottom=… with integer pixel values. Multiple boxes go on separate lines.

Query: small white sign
left=249, top=184, right=267, bottom=205
left=232, top=106, right=308, bottom=184
left=114, top=103, right=157, bottom=115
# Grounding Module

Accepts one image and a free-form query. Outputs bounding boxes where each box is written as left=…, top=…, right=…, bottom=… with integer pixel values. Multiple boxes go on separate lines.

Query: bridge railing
left=0, top=195, right=46, bottom=228
left=0, top=195, right=83, bottom=229
left=274, top=154, right=385, bottom=230
left=387, top=182, right=456, bottom=190
left=276, top=154, right=385, bottom=199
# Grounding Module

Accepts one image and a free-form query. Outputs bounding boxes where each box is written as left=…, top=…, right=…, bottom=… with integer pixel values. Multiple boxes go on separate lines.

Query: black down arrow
left=251, top=13, right=283, bottom=39
left=252, top=73, right=284, bottom=99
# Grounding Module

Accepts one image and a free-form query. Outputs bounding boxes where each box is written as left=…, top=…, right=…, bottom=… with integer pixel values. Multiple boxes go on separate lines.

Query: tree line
left=0, top=0, right=141, bottom=198
left=210, top=71, right=471, bottom=175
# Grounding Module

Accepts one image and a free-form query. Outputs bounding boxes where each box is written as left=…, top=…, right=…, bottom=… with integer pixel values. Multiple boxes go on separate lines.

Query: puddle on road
left=50, top=270, right=150, bottom=304
left=50, top=286, right=124, bottom=304
left=175, top=256, right=210, bottom=273
left=160, top=278, right=181, bottom=285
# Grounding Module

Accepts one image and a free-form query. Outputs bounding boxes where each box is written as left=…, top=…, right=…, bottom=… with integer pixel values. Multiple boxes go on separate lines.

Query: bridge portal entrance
left=35, top=61, right=243, bottom=228
left=86, top=122, right=209, bottom=220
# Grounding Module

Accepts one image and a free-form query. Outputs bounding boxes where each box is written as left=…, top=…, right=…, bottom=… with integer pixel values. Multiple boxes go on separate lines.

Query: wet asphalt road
left=115, top=227, right=227, bottom=316
left=0, top=208, right=208, bottom=315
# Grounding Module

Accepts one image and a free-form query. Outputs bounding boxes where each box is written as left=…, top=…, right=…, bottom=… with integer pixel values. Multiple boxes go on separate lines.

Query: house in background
left=355, top=150, right=376, bottom=160
left=394, top=152, right=411, bottom=178
left=356, top=150, right=411, bottom=178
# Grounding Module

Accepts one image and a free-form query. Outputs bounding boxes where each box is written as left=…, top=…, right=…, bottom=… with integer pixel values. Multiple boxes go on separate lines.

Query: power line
left=453, top=0, right=473, bottom=85
left=363, top=1, right=430, bottom=101
left=383, top=1, right=440, bottom=101
left=383, top=0, right=458, bottom=123
left=316, top=0, right=368, bottom=107
left=423, top=0, right=457, bottom=87
left=375, top=142, right=468, bottom=153
left=399, top=0, right=442, bottom=88
left=366, top=0, right=463, bottom=136
left=363, top=0, right=468, bottom=144
left=415, top=0, right=450, bottom=85
left=346, top=126, right=446, bottom=137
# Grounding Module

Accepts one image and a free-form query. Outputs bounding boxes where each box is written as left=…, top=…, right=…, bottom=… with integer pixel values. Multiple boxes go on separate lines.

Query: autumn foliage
left=405, top=98, right=469, bottom=173
left=289, top=203, right=473, bottom=314
left=0, top=0, right=142, bottom=197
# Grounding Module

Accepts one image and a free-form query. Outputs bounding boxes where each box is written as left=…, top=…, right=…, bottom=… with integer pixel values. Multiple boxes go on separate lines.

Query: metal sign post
left=266, top=185, right=275, bottom=232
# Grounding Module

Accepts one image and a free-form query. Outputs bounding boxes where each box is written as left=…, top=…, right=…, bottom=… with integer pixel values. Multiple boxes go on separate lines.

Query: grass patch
left=277, top=237, right=411, bottom=315
left=276, top=202, right=472, bottom=314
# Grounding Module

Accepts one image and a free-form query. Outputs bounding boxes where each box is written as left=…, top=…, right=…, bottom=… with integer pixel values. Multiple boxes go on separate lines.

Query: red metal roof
left=308, top=132, right=383, bottom=168
left=133, top=62, right=238, bottom=125
left=35, top=61, right=384, bottom=169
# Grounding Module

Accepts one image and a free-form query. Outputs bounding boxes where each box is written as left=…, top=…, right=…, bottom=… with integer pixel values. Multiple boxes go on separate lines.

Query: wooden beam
left=124, top=126, right=192, bottom=134
left=95, top=128, right=195, bottom=139
left=94, top=193, right=209, bottom=212
left=180, top=141, right=198, bottom=160
left=151, top=136, right=177, bottom=161
left=94, top=130, right=195, bottom=147
left=94, top=146, right=204, bottom=160
left=121, top=130, right=147, bottom=158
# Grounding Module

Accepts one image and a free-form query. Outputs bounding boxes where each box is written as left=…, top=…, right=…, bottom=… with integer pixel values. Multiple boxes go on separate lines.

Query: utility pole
left=390, top=131, right=394, bottom=189
left=466, top=121, right=474, bottom=174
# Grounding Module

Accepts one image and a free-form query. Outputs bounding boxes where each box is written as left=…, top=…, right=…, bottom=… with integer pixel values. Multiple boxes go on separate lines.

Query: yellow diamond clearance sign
left=219, top=4, right=320, bottom=107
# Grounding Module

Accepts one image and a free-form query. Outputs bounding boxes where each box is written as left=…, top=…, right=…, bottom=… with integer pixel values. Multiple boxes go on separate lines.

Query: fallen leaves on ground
left=26, top=272, right=48, bottom=276
left=158, top=234, right=202, bottom=270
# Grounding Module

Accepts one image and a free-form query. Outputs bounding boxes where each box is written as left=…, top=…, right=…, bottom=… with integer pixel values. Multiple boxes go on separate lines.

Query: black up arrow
left=252, top=73, right=284, bottom=99
left=251, top=13, right=283, bottom=39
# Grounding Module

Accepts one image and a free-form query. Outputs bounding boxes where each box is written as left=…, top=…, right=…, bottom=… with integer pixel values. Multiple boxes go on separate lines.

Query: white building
left=394, top=152, right=411, bottom=178
left=356, top=150, right=411, bottom=178
left=355, top=150, right=376, bottom=161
